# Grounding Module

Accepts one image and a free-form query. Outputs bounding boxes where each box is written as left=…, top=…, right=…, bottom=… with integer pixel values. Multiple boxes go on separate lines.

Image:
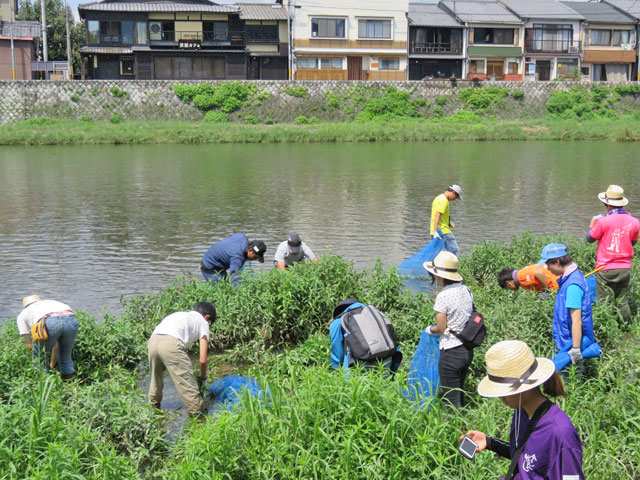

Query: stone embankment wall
left=0, top=79, right=633, bottom=123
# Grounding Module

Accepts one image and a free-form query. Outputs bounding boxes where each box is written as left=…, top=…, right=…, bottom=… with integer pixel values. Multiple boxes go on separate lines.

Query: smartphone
left=459, top=436, right=478, bottom=460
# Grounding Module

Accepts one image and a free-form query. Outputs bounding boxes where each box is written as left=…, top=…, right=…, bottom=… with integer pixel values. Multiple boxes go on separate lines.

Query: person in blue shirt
left=540, top=243, right=596, bottom=371
left=329, top=298, right=402, bottom=372
left=201, top=233, right=266, bottom=286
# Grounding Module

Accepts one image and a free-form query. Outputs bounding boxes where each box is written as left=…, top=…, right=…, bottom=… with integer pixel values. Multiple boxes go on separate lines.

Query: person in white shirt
left=17, top=295, right=79, bottom=379
left=274, top=232, right=317, bottom=270
left=147, top=302, right=216, bottom=416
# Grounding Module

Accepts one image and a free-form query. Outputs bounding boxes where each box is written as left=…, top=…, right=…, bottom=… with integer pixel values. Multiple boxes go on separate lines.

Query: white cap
left=448, top=184, right=463, bottom=200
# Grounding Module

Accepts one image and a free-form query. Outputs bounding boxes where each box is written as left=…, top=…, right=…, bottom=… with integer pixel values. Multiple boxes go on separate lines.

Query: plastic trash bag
left=398, top=236, right=445, bottom=278
left=553, top=336, right=602, bottom=371
left=207, top=375, right=264, bottom=412
left=403, top=331, right=440, bottom=407
left=586, top=275, right=597, bottom=305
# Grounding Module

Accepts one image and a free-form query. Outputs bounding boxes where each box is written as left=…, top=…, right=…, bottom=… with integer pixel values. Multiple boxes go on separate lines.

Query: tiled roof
left=561, top=1, right=635, bottom=23
left=441, top=0, right=522, bottom=24
left=409, top=3, right=462, bottom=27
left=0, top=20, right=41, bottom=38
left=80, top=46, right=133, bottom=54
left=499, top=0, right=584, bottom=20
left=239, top=4, right=287, bottom=20
left=78, top=0, right=238, bottom=13
left=603, top=0, right=640, bottom=21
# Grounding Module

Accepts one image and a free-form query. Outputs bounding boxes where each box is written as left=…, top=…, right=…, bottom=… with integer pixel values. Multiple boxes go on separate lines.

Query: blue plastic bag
left=403, top=331, right=440, bottom=407
left=207, top=375, right=264, bottom=412
left=398, top=236, right=445, bottom=278
left=586, top=275, right=597, bottom=305
left=553, top=336, right=602, bottom=371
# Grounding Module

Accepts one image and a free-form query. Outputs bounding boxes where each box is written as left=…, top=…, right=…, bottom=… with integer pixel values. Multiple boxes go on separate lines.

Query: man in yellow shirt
left=430, top=184, right=462, bottom=255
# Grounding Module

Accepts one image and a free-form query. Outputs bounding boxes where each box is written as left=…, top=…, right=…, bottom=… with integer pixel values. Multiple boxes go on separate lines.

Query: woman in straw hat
left=463, top=340, right=584, bottom=480
left=423, top=250, right=474, bottom=408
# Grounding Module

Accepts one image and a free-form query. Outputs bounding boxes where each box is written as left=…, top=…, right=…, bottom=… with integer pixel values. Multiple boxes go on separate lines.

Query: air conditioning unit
left=149, top=21, right=162, bottom=41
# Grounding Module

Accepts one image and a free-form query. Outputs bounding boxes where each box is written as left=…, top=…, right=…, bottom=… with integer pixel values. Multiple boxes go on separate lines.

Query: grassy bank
left=3, top=116, right=640, bottom=145
left=0, top=235, right=638, bottom=478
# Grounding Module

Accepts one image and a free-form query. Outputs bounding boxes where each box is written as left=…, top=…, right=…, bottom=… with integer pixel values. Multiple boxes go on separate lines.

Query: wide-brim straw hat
left=478, top=340, right=556, bottom=398
left=423, top=251, right=463, bottom=282
left=22, top=294, right=41, bottom=308
left=598, top=184, right=628, bottom=207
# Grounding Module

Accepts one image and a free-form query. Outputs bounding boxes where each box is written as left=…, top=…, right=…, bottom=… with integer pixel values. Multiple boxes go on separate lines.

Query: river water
left=1, top=142, right=638, bottom=320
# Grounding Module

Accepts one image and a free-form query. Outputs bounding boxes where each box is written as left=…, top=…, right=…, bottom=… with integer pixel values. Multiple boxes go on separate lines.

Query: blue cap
left=539, top=243, right=568, bottom=264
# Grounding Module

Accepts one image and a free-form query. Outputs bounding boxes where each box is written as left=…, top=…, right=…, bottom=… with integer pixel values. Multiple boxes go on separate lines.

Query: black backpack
left=452, top=288, right=487, bottom=349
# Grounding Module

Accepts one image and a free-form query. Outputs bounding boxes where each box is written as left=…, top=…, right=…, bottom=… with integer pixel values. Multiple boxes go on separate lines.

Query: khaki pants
left=596, top=268, right=633, bottom=325
left=148, top=335, right=204, bottom=415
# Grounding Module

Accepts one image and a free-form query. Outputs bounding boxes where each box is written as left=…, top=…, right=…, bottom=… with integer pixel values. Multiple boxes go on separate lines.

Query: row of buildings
left=3, top=0, right=640, bottom=81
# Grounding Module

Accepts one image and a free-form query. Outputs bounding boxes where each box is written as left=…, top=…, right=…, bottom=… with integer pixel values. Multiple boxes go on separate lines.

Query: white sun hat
left=477, top=340, right=556, bottom=398
left=423, top=250, right=463, bottom=282
left=22, top=294, right=41, bottom=308
left=598, top=185, right=628, bottom=207
left=448, top=184, right=463, bottom=200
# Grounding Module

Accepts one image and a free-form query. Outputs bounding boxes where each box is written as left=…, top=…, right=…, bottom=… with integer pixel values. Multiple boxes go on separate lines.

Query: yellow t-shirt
left=430, top=193, right=451, bottom=236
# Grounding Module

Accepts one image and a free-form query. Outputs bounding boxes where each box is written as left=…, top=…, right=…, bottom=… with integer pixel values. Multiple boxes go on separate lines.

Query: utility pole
left=64, top=0, right=72, bottom=79
left=10, top=0, right=16, bottom=79
left=40, top=0, right=48, bottom=63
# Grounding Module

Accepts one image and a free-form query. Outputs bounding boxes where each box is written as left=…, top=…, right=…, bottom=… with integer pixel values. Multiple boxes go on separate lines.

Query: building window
left=320, top=57, right=343, bottom=69
left=379, top=58, right=399, bottom=70
left=612, top=30, right=632, bottom=46
left=507, top=60, right=519, bottom=74
left=297, top=57, right=318, bottom=69
left=358, top=19, right=392, bottom=39
left=469, top=59, right=485, bottom=74
left=474, top=28, right=514, bottom=45
left=204, top=21, right=229, bottom=42
left=311, top=17, right=346, bottom=38
left=590, top=29, right=611, bottom=46
left=121, top=21, right=134, bottom=45
left=87, top=20, right=99, bottom=44
left=135, top=22, right=147, bottom=44
left=100, top=21, right=121, bottom=43
left=120, top=57, right=134, bottom=76
left=149, top=21, right=175, bottom=41
left=557, top=58, right=578, bottom=79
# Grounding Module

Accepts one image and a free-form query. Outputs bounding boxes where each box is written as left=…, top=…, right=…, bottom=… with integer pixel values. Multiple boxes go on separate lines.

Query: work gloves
left=568, top=347, right=583, bottom=364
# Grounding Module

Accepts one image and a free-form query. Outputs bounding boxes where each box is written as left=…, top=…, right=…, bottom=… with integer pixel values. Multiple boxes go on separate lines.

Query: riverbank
left=3, top=116, right=640, bottom=145
left=0, top=235, right=638, bottom=478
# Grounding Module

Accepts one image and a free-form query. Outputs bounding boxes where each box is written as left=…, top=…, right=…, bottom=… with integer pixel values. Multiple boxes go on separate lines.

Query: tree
left=17, top=0, right=86, bottom=75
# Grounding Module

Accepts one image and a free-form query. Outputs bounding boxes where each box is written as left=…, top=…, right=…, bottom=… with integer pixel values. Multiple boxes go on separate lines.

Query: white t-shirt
left=433, top=283, right=473, bottom=351
left=152, top=311, right=210, bottom=349
left=274, top=241, right=316, bottom=266
left=16, top=300, right=73, bottom=335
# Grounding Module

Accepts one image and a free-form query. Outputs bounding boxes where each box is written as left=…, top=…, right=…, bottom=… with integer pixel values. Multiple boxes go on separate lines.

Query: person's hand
left=433, top=230, right=442, bottom=240
left=590, top=215, right=603, bottom=228
left=461, top=431, right=488, bottom=452
left=568, top=348, right=582, bottom=364
left=450, top=221, right=455, bottom=229
left=425, top=325, right=435, bottom=335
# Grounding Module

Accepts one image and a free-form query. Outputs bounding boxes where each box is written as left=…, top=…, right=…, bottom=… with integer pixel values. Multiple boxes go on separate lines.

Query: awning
left=583, top=49, right=635, bottom=64
left=468, top=46, right=522, bottom=58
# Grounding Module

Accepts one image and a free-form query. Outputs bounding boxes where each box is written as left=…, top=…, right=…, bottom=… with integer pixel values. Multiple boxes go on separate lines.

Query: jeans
left=596, top=269, right=633, bottom=326
left=33, top=315, right=79, bottom=377
left=439, top=344, right=473, bottom=408
left=201, top=269, right=226, bottom=283
left=441, top=233, right=460, bottom=256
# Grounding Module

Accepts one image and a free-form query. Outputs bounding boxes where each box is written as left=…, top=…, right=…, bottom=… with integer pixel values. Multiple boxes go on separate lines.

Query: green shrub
left=445, top=110, right=481, bottom=123
left=243, top=114, right=259, bottom=124
left=614, top=83, right=640, bottom=96
left=203, top=110, right=229, bottom=123
left=435, top=95, right=448, bottom=106
left=294, top=115, right=316, bottom=125
left=459, top=86, right=509, bottom=112
left=175, top=82, right=259, bottom=114
left=110, top=86, right=128, bottom=99
left=70, top=93, right=81, bottom=103
left=284, top=85, right=309, bottom=98
left=110, top=114, right=123, bottom=124
left=357, top=87, right=419, bottom=121
left=511, top=89, right=525, bottom=100
left=546, top=87, right=617, bottom=119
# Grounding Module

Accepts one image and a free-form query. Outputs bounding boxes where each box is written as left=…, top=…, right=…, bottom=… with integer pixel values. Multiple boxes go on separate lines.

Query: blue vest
left=553, top=268, right=595, bottom=352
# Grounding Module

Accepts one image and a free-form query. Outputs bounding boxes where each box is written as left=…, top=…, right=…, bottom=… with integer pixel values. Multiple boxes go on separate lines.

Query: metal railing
left=410, top=42, right=462, bottom=55
left=149, top=31, right=230, bottom=43
left=525, top=39, right=581, bottom=53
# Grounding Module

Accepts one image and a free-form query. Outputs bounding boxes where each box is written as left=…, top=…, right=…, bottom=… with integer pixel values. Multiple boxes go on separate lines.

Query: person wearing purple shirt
left=464, top=340, right=584, bottom=480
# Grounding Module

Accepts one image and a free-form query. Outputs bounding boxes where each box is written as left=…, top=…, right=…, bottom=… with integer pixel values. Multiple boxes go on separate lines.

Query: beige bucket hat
left=22, top=294, right=41, bottom=308
left=477, top=340, right=556, bottom=398
left=598, top=185, right=628, bottom=207
left=423, top=251, right=463, bottom=282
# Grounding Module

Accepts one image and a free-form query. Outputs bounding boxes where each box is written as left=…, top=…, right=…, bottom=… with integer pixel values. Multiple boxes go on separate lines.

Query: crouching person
left=463, top=340, right=584, bottom=480
left=329, top=299, right=402, bottom=373
left=17, top=295, right=79, bottom=379
left=148, top=302, right=216, bottom=416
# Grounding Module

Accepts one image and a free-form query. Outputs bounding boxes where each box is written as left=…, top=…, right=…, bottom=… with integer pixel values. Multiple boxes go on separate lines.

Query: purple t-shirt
left=510, top=404, right=584, bottom=480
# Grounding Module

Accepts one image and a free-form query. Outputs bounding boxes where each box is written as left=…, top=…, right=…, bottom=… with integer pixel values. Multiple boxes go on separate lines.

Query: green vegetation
left=8, top=116, right=640, bottom=145
left=546, top=85, right=640, bottom=119
left=459, top=86, right=509, bottom=112
left=174, top=82, right=267, bottom=114
left=110, top=86, right=129, bottom=99
left=283, top=85, right=309, bottom=98
left=1, top=236, right=638, bottom=478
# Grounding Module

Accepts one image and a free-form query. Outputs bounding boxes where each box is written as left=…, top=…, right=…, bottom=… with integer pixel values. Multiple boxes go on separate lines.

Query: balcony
left=149, top=31, right=231, bottom=44
left=410, top=42, right=462, bottom=55
left=525, top=39, right=581, bottom=54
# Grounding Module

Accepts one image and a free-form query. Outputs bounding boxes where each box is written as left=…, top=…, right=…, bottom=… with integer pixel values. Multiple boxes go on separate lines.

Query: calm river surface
left=1, top=142, right=638, bottom=319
